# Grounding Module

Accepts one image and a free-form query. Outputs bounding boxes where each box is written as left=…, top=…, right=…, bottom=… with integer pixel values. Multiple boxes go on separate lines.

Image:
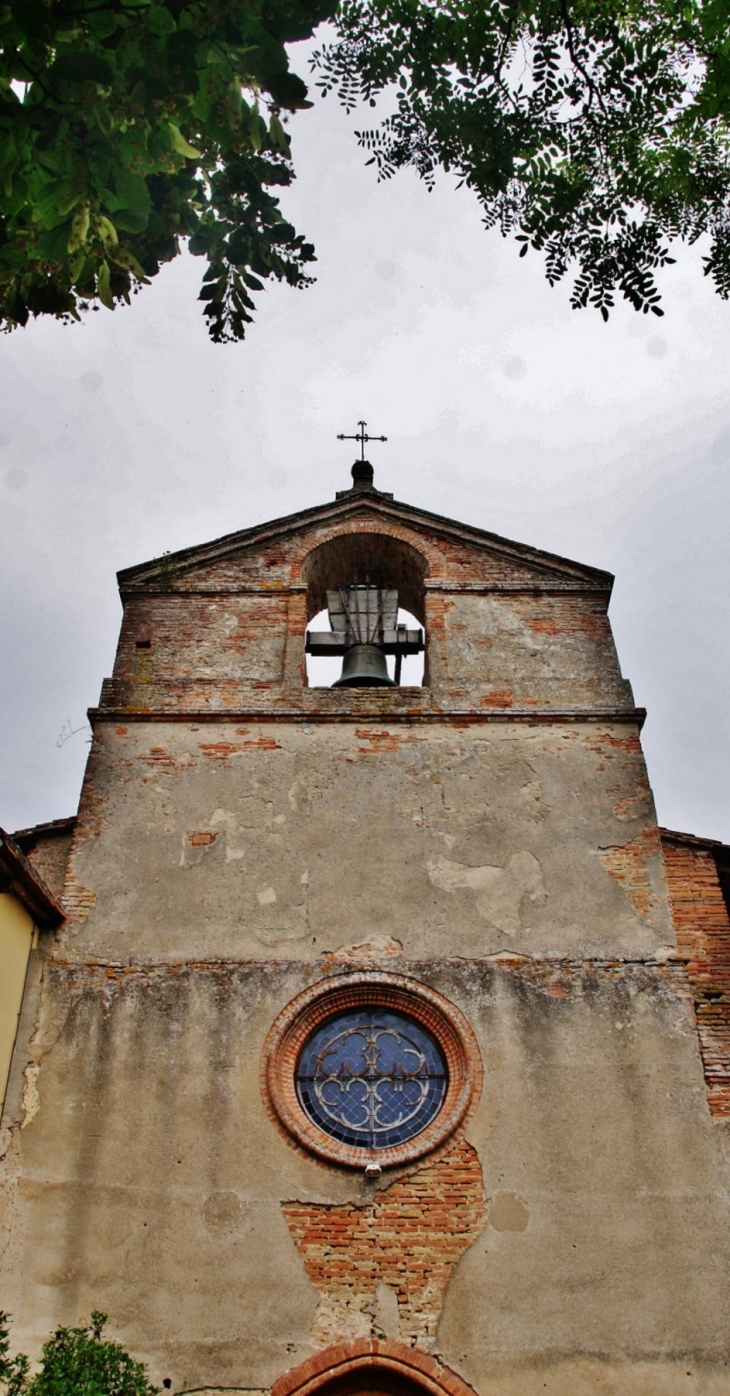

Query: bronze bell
left=332, top=643, right=395, bottom=688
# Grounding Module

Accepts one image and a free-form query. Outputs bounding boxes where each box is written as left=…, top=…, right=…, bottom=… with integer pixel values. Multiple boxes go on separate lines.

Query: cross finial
left=337, top=419, right=387, bottom=463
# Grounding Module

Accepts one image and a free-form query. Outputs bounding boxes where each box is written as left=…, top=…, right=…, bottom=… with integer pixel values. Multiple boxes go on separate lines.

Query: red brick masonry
left=282, top=1137, right=487, bottom=1346
left=662, top=832, right=730, bottom=1119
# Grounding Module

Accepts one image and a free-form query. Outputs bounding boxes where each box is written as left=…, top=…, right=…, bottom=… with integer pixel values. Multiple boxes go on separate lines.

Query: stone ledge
left=88, top=706, right=648, bottom=727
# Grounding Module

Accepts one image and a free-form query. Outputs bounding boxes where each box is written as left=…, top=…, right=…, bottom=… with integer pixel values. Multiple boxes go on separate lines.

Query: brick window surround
left=271, top=1337, right=479, bottom=1396
left=261, top=972, right=482, bottom=1171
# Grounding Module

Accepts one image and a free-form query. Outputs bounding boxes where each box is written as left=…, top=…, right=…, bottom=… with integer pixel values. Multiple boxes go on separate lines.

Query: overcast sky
left=1, top=47, right=729, bottom=843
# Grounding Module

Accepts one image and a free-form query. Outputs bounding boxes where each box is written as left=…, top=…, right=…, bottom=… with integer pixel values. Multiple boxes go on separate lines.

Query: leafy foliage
left=0, top=1311, right=157, bottom=1396
left=3, top=0, right=730, bottom=336
left=0, top=0, right=335, bottom=340
left=0, top=1313, right=29, bottom=1396
left=313, top=0, right=730, bottom=318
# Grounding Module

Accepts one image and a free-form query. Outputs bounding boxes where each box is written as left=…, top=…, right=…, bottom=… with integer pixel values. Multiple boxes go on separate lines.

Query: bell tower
left=2, top=462, right=730, bottom=1396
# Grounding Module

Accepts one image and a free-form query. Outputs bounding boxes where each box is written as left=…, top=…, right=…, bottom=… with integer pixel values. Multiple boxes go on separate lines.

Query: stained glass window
left=296, top=1009, right=448, bottom=1150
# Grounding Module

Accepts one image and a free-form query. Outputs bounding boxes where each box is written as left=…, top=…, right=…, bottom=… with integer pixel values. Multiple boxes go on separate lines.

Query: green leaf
left=113, top=209, right=149, bottom=233
left=110, top=171, right=152, bottom=217
left=269, top=113, right=289, bottom=151
left=74, top=256, right=98, bottom=288
left=34, top=181, right=78, bottom=230
left=97, top=259, right=115, bottom=308
left=198, top=281, right=223, bottom=300
left=109, top=245, right=150, bottom=280
left=264, top=71, right=313, bottom=110
left=87, top=11, right=118, bottom=38
left=227, top=79, right=243, bottom=128
left=67, top=204, right=91, bottom=252
left=39, top=219, right=74, bottom=262
left=57, top=190, right=82, bottom=217
left=188, top=231, right=213, bottom=255
left=97, top=215, right=119, bottom=246
left=249, top=109, right=266, bottom=151
left=145, top=5, right=176, bottom=36
left=270, top=221, right=295, bottom=244
left=168, top=123, right=201, bottom=158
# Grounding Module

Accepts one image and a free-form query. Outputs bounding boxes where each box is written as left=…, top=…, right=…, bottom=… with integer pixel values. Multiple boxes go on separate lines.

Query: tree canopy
left=1, top=0, right=730, bottom=338
left=0, top=0, right=335, bottom=341
left=315, top=0, right=730, bottom=319
left=0, top=1311, right=157, bottom=1396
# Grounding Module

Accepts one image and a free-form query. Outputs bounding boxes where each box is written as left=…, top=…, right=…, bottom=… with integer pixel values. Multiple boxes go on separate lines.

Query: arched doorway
left=271, top=1339, right=478, bottom=1396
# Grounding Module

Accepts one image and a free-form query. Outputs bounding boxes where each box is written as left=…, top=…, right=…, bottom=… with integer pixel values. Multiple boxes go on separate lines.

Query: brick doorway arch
left=271, top=1339, right=478, bottom=1396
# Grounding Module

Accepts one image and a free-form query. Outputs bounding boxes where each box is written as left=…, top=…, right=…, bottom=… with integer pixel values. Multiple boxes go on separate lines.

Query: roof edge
left=659, top=826, right=730, bottom=855
left=116, top=489, right=614, bottom=592
left=0, top=829, right=65, bottom=929
left=12, top=816, right=77, bottom=847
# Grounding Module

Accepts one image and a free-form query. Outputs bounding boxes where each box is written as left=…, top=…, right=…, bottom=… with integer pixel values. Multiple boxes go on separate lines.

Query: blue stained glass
left=296, top=1009, right=447, bottom=1149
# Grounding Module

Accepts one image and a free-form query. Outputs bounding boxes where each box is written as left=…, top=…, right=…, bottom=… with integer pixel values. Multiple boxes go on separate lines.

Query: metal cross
left=337, top=420, right=387, bottom=461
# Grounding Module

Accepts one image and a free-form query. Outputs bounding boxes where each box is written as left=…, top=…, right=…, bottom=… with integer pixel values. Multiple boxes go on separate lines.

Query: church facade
left=2, top=463, right=730, bottom=1396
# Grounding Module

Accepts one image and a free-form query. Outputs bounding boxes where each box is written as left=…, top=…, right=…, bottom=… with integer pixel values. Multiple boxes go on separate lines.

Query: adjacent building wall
left=0, top=895, right=36, bottom=1112
left=12, top=819, right=77, bottom=902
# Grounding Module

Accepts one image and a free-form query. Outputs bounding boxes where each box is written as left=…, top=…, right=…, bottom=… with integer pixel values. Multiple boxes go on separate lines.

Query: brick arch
left=271, top=1339, right=478, bottom=1396
left=301, top=532, right=430, bottom=624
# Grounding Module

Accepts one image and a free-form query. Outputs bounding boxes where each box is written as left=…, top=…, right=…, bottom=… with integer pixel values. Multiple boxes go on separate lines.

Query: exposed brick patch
left=136, top=745, right=179, bottom=772
left=662, top=836, right=730, bottom=1118
left=586, top=728, right=640, bottom=754
left=189, top=831, right=217, bottom=847
left=613, top=791, right=652, bottom=822
left=60, top=871, right=97, bottom=927
left=198, top=741, right=245, bottom=762
left=354, top=728, right=420, bottom=755
left=517, top=595, right=610, bottom=641
left=270, top=1336, right=479, bottom=1396
left=282, top=1135, right=486, bottom=1348
left=526, top=617, right=559, bottom=634
left=59, top=768, right=105, bottom=928
left=599, top=827, right=662, bottom=919
left=491, top=955, right=693, bottom=1011
left=479, top=690, right=514, bottom=708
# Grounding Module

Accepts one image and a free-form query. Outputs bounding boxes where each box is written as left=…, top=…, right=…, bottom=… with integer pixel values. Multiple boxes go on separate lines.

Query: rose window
left=296, top=1009, right=447, bottom=1149
left=261, top=973, right=482, bottom=1170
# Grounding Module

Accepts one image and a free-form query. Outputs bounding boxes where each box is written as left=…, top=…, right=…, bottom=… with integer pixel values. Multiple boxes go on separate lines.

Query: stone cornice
left=89, top=706, right=647, bottom=728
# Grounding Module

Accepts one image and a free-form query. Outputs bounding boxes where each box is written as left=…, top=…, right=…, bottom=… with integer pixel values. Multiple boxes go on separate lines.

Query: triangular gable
left=118, top=489, right=613, bottom=593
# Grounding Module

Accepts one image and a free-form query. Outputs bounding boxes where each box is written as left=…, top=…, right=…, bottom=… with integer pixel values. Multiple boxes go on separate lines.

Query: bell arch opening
left=301, top=533, right=429, bottom=689
left=271, top=1340, right=478, bottom=1396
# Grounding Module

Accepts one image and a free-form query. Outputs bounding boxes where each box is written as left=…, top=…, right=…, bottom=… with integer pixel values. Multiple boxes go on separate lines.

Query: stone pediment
left=117, top=486, right=613, bottom=595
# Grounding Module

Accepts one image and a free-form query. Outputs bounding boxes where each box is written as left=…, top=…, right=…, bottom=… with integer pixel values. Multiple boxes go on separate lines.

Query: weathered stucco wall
left=2, top=492, right=729, bottom=1396
left=59, top=719, right=670, bottom=964
left=1, top=961, right=729, bottom=1394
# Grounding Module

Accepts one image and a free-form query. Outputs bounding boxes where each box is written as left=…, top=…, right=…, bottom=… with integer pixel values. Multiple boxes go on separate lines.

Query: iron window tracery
left=296, top=1008, right=447, bottom=1150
